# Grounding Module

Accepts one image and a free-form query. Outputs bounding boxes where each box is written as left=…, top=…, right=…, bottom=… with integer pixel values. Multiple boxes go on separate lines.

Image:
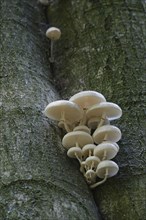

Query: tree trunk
left=0, top=1, right=100, bottom=219
left=47, top=0, right=146, bottom=220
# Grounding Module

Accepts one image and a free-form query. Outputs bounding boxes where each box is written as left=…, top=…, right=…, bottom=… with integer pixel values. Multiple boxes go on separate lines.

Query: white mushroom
left=67, top=147, right=82, bottom=163
left=86, top=102, right=122, bottom=128
left=93, top=125, right=121, bottom=144
left=85, top=169, right=97, bottom=184
left=73, top=125, right=90, bottom=134
left=44, top=100, right=82, bottom=132
left=62, top=131, right=93, bottom=149
left=69, top=91, right=106, bottom=126
left=82, top=144, right=96, bottom=158
left=94, top=142, right=119, bottom=160
left=87, top=117, right=110, bottom=130
left=90, top=160, right=119, bottom=188
left=46, top=27, right=61, bottom=62
left=85, top=156, right=100, bottom=171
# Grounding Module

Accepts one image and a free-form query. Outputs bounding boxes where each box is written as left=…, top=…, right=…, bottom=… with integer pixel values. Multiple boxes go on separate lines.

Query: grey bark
left=0, top=0, right=100, bottom=219
left=47, top=0, right=146, bottom=220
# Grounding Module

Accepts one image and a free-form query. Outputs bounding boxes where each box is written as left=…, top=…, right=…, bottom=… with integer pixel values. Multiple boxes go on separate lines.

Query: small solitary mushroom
left=44, top=100, right=82, bottom=132
left=69, top=91, right=106, bottom=125
left=94, top=142, right=119, bottom=160
left=67, top=147, right=82, bottom=163
left=93, top=125, right=121, bottom=144
left=46, top=27, right=61, bottom=63
left=62, top=131, right=93, bottom=149
left=90, top=160, right=119, bottom=188
left=86, top=102, right=122, bottom=128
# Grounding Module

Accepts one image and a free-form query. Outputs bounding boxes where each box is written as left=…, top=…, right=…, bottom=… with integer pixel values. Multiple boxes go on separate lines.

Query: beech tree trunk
left=47, top=0, right=146, bottom=220
left=0, top=1, right=100, bottom=219
left=0, top=0, right=146, bottom=220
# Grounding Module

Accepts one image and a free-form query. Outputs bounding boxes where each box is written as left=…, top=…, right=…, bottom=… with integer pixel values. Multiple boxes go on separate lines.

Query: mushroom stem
left=79, top=109, right=87, bottom=125
left=64, top=121, right=72, bottom=133
left=89, top=149, right=92, bottom=157
left=90, top=168, right=108, bottom=189
left=91, top=161, right=94, bottom=170
left=50, top=40, right=54, bottom=63
left=102, top=150, right=107, bottom=160
left=75, top=142, right=82, bottom=163
left=98, top=112, right=106, bottom=128
left=58, top=120, right=71, bottom=133
left=75, top=152, right=82, bottom=164
left=103, top=133, right=108, bottom=141
left=75, top=142, right=80, bottom=148
left=59, top=112, right=72, bottom=133
left=85, top=164, right=89, bottom=171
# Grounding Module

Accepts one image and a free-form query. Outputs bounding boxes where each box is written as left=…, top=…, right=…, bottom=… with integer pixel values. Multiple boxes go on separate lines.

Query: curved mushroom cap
left=62, top=131, right=93, bottom=149
left=74, top=125, right=90, bottom=134
left=82, top=144, right=96, bottom=158
left=44, top=100, right=82, bottom=124
left=105, top=141, right=120, bottom=151
left=46, top=27, right=61, bottom=40
left=96, top=160, right=119, bottom=178
left=69, top=91, right=106, bottom=110
left=85, top=169, right=97, bottom=183
left=87, top=117, right=110, bottom=129
left=67, top=147, right=82, bottom=158
left=94, top=142, right=119, bottom=160
left=85, top=156, right=100, bottom=168
left=93, top=125, right=121, bottom=144
left=86, top=102, right=122, bottom=121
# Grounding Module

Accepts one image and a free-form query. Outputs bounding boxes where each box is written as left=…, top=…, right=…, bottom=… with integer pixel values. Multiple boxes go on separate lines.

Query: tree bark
left=47, top=0, right=146, bottom=219
left=0, top=1, right=100, bottom=219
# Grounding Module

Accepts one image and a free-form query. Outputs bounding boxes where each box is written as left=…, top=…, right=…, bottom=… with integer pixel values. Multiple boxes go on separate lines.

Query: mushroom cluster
left=44, top=91, right=122, bottom=188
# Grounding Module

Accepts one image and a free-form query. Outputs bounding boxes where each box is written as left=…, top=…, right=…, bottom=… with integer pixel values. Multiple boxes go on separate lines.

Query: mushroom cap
left=86, top=102, right=122, bottom=121
left=93, top=125, right=121, bottom=144
left=67, top=147, right=82, bottom=158
left=69, top=91, right=106, bottom=110
left=85, top=156, right=100, bottom=168
left=96, top=160, right=119, bottom=178
left=85, top=169, right=97, bottom=183
left=62, top=131, right=93, bottom=149
left=44, top=100, right=82, bottom=124
left=82, top=144, right=96, bottom=158
left=94, top=142, right=119, bottom=160
left=87, top=117, right=110, bottom=129
left=73, top=125, right=90, bottom=134
left=105, top=141, right=120, bottom=151
left=46, top=27, right=61, bottom=40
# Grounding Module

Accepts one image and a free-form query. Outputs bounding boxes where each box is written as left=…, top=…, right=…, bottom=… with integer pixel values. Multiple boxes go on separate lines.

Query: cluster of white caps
left=44, top=91, right=122, bottom=189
